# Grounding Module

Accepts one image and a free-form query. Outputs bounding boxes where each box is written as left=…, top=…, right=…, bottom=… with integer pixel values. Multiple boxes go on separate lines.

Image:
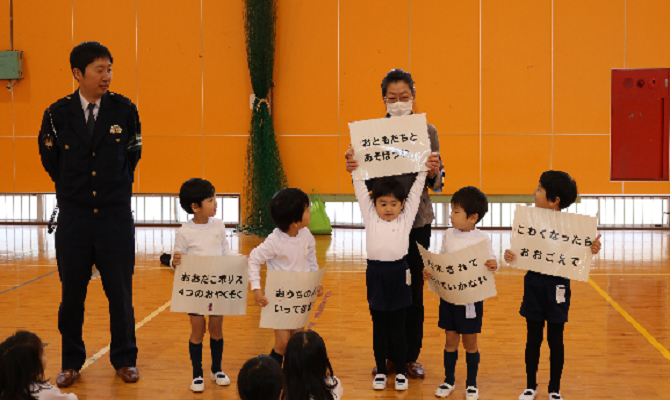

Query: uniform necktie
left=87, top=103, right=96, bottom=136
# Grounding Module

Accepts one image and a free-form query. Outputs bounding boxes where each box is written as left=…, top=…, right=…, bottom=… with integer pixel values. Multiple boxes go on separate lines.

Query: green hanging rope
left=238, top=0, right=287, bottom=237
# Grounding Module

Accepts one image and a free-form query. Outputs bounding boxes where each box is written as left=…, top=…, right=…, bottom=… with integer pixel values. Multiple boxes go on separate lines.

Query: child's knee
left=462, top=334, right=478, bottom=352
left=444, top=331, right=460, bottom=350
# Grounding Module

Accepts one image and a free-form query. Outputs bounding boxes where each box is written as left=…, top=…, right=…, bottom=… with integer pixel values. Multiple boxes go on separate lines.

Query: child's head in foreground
left=179, top=178, right=216, bottom=217
left=450, top=186, right=488, bottom=231
left=371, top=177, right=409, bottom=222
left=283, top=330, right=336, bottom=400
left=237, top=355, right=284, bottom=400
left=0, top=331, right=47, bottom=399
left=269, top=188, right=311, bottom=233
left=534, top=170, right=578, bottom=210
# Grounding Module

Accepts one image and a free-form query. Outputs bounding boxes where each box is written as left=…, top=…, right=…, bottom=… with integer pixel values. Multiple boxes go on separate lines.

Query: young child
left=422, top=186, right=498, bottom=400
left=283, top=331, right=343, bottom=400
left=172, top=178, right=237, bottom=392
left=237, top=356, right=284, bottom=400
left=504, top=171, right=602, bottom=400
left=350, top=157, right=427, bottom=391
left=0, top=331, right=77, bottom=400
left=248, top=188, right=323, bottom=366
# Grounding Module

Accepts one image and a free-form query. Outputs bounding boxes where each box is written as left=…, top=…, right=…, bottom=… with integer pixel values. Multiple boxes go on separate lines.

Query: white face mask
left=386, top=100, right=413, bottom=117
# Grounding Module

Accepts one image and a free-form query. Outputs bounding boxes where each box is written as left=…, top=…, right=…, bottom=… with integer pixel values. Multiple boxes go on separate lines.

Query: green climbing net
left=238, top=0, right=288, bottom=237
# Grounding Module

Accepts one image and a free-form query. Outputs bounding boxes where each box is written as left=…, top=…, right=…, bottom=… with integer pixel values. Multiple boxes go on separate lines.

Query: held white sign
left=349, top=113, right=431, bottom=181
left=508, top=206, right=597, bottom=282
left=418, top=241, right=497, bottom=305
left=260, top=268, right=326, bottom=330
left=170, top=255, right=248, bottom=315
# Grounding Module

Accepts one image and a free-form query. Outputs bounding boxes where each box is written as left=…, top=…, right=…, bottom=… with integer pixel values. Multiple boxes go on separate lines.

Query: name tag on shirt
left=465, top=303, right=476, bottom=319
left=406, top=269, right=411, bottom=286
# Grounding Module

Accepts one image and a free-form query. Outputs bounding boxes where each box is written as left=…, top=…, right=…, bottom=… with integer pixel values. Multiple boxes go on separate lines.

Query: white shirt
left=353, top=171, right=426, bottom=261
left=30, top=382, right=78, bottom=400
left=247, top=227, right=318, bottom=290
left=440, top=228, right=499, bottom=272
left=79, top=91, right=100, bottom=123
left=174, top=218, right=237, bottom=257
left=327, top=376, right=343, bottom=400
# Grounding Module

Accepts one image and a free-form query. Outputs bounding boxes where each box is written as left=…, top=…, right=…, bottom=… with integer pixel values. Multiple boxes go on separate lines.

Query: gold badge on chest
left=110, top=125, right=123, bottom=134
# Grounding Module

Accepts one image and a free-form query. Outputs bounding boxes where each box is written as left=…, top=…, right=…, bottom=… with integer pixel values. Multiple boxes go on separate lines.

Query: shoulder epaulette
left=49, top=94, right=72, bottom=110
left=108, top=92, right=133, bottom=107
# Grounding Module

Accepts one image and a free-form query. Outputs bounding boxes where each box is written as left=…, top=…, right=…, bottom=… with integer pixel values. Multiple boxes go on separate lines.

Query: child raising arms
left=248, top=188, right=323, bottom=366
left=172, top=178, right=238, bottom=392
left=505, top=171, right=601, bottom=400
left=350, top=151, right=427, bottom=392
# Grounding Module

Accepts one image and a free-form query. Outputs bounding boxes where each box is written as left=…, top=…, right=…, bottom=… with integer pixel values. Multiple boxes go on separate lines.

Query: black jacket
left=38, top=90, right=142, bottom=216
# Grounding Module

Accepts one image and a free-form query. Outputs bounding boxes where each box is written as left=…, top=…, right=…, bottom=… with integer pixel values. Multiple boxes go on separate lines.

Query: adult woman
left=345, top=69, right=443, bottom=380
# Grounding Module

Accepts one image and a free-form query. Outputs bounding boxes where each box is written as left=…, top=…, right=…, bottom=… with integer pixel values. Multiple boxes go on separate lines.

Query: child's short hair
left=0, top=331, right=46, bottom=399
left=451, top=186, right=489, bottom=223
left=539, top=170, right=578, bottom=209
left=179, top=178, right=215, bottom=214
left=268, top=188, right=309, bottom=232
left=371, top=177, right=407, bottom=204
left=237, top=356, right=283, bottom=400
left=284, top=331, right=336, bottom=400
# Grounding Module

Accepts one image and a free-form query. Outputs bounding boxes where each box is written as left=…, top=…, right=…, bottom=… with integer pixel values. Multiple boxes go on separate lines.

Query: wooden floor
left=1, top=226, right=669, bottom=400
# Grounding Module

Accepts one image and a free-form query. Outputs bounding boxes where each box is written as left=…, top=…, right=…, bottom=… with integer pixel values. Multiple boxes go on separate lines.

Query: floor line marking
left=589, top=278, right=670, bottom=361
left=80, top=300, right=172, bottom=371
left=0, top=270, right=58, bottom=295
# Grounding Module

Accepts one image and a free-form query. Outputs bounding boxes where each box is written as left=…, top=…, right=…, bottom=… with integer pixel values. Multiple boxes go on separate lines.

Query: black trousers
left=387, top=223, right=431, bottom=363
left=525, top=319, right=565, bottom=393
left=56, top=211, right=137, bottom=371
left=371, top=307, right=407, bottom=375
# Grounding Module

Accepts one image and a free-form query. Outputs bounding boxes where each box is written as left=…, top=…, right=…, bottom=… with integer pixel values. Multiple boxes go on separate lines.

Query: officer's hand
left=254, top=289, right=268, bottom=307
left=485, top=259, right=498, bottom=271
left=504, top=250, right=516, bottom=263
left=317, top=285, right=324, bottom=297
left=172, top=252, right=181, bottom=267
left=590, top=234, right=602, bottom=255
left=422, top=268, right=432, bottom=281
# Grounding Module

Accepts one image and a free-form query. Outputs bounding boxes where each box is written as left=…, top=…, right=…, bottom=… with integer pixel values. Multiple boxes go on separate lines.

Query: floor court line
left=588, top=277, right=670, bottom=362
left=80, top=300, right=172, bottom=371
left=0, top=270, right=58, bottom=295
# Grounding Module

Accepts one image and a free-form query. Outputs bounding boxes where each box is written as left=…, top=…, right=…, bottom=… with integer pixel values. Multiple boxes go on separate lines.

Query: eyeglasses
left=384, top=96, right=413, bottom=104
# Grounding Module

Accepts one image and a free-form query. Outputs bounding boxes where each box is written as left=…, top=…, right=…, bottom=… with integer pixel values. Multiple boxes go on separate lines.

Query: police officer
left=38, top=42, right=142, bottom=387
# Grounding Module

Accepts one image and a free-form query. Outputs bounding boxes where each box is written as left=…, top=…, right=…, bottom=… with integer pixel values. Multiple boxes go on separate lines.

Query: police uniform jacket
left=38, top=90, right=142, bottom=216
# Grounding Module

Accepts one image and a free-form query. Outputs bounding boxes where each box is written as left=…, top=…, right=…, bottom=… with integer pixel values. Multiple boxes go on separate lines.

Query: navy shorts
left=519, top=271, right=571, bottom=323
left=438, top=299, right=484, bottom=334
left=366, top=257, right=412, bottom=312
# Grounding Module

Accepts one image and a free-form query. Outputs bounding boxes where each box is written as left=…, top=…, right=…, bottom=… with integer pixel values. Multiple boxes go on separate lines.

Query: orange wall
left=1, top=0, right=669, bottom=196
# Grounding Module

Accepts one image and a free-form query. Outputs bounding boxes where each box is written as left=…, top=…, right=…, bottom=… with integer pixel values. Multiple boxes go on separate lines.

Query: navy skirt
left=366, top=257, right=412, bottom=312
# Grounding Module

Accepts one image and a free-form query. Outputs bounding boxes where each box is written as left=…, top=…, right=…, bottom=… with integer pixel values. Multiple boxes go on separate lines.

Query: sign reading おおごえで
left=260, top=268, right=326, bottom=330
left=170, top=255, right=248, bottom=315
left=418, top=241, right=497, bottom=305
left=508, top=206, right=597, bottom=282
left=349, top=113, right=431, bottom=181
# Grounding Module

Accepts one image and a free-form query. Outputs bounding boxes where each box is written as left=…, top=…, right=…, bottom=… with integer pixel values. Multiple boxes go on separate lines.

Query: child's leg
left=546, top=322, right=565, bottom=394
left=189, top=315, right=207, bottom=379
left=462, top=333, right=479, bottom=388
left=208, top=316, right=224, bottom=374
left=370, top=309, right=390, bottom=375
left=525, top=319, right=545, bottom=390
left=443, top=331, right=460, bottom=385
left=388, top=308, right=407, bottom=376
left=270, top=329, right=297, bottom=366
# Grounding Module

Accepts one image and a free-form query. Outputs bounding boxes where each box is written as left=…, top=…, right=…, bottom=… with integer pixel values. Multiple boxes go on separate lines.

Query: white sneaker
left=372, top=374, right=387, bottom=390
left=211, top=371, right=230, bottom=386
left=435, top=382, right=455, bottom=398
left=549, top=393, right=563, bottom=400
left=395, top=374, right=408, bottom=391
left=519, top=389, right=538, bottom=400
left=190, top=377, right=205, bottom=392
left=466, top=386, right=479, bottom=400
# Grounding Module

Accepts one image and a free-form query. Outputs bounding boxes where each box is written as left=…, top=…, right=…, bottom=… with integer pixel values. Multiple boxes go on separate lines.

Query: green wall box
left=0, top=51, right=24, bottom=80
